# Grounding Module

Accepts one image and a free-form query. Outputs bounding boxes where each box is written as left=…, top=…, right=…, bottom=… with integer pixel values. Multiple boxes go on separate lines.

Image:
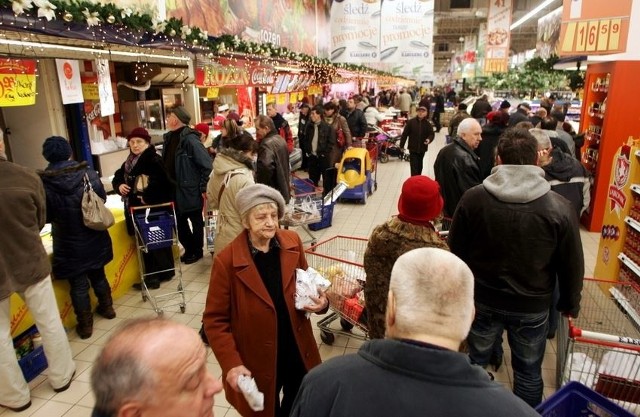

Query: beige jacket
left=206, top=148, right=255, bottom=252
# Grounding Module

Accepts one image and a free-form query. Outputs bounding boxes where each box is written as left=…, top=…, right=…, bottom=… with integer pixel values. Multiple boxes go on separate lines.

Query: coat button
left=297, top=326, right=302, bottom=332
left=305, top=352, right=310, bottom=358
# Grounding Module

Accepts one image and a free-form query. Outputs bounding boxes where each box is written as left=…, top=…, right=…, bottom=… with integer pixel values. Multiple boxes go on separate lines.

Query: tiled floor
left=1, top=129, right=601, bottom=416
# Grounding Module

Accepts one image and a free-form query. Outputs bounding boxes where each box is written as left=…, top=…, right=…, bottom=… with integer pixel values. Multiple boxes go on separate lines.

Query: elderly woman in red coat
left=204, top=184, right=327, bottom=417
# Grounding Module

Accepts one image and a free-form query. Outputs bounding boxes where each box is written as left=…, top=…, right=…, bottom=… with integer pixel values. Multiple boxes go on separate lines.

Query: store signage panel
left=195, top=62, right=274, bottom=88
left=0, top=59, right=37, bottom=107
left=537, top=7, right=563, bottom=59
left=484, top=0, right=512, bottom=75
left=55, top=59, right=84, bottom=104
left=81, top=76, right=99, bottom=101
left=96, top=59, right=115, bottom=117
left=559, top=0, right=632, bottom=56
left=329, top=0, right=381, bottom=64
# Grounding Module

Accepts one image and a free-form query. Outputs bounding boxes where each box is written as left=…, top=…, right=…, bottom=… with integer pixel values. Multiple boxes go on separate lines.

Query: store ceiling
left=433, top=0, right=563, bottom=75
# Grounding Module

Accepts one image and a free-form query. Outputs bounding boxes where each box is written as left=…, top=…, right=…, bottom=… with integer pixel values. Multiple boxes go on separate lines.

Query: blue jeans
left=67, top=268, right=111, bottom=314
left=468, top=304, right=549, bottom=407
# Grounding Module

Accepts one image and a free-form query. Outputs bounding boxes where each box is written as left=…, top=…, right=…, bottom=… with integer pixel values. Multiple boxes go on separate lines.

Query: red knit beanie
left=397, top=176, right=444, bottom=226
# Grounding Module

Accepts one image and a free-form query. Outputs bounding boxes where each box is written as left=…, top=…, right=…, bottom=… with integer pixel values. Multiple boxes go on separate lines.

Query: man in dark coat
left=343, top=97, right=368, bottom=139
left=434, top=118, right=483, bottom=218
left=400, top=105, right=435, bottom=176
left=477, top=111, right=508, bottom=179
left=267, top=102, right=294, bottom=153
left=448, top=128, right=584, bottom=407
left=302, top=106, right=338, bottom=194
left=470, top=94, right=493, bottom=125
left=431, top=90, right=445, bottom=132
left=255, top=115, right=291, bottom=203
left=162, top=106, right=212, bottom=264
left=508, top=102, right=532, bottom=127
left=291, top=248, right=540, bottom=417
left=0, top=132, right=76, bottom=412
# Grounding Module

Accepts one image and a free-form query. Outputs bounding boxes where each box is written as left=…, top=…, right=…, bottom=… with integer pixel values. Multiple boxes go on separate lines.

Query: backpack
left=279, top=124, right=294, bottom=154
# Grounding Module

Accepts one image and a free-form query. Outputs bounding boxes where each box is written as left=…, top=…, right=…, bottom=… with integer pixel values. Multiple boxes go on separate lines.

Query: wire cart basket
left=557, top=278, right=640, bottom=414
left=305, top=235, right=369, bottom=345
left=131, top=203, right=186, bottom=315
left=283, top=175, right=334, bottom=246
left=205, top=209, right=218, bottom=254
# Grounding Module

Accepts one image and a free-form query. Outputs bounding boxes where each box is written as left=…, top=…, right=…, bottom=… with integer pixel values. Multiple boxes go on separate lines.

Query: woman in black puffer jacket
left=39, top=136, right=114, bottom=340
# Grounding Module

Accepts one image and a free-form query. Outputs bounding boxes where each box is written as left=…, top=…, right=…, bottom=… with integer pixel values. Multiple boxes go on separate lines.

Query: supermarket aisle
left=1, top=129, right=600, bottom=416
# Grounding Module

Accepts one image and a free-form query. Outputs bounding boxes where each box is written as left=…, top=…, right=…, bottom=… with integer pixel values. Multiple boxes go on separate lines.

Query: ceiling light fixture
left=510, top=0, right=555, bottom=30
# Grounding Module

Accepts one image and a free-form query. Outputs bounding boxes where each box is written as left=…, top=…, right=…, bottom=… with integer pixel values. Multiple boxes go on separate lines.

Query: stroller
left=367, top=124, right=409, bottom=163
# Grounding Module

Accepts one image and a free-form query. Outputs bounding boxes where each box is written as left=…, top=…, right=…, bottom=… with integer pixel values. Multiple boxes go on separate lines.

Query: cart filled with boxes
left=305, top=235, right=369, bottom=345
left=131, top=203, right=186, bottom=315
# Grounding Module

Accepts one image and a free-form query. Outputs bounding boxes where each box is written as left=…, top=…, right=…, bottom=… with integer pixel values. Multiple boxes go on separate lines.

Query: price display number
left=562, top=18, right=623, bottom=54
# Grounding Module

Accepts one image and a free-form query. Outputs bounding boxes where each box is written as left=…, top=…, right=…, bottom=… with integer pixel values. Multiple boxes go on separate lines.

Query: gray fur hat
left=236, top=184, right=286, bottom=219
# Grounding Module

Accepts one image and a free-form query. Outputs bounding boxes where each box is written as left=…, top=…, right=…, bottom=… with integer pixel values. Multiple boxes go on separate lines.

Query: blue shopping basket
left=536, top=381, right=635, bottom=417
left=134, top=212, right=175, bottom=250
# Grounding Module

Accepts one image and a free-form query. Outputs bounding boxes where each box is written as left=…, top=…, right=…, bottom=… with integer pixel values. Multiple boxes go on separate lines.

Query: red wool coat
left=204, top=229, right=322, bottom=417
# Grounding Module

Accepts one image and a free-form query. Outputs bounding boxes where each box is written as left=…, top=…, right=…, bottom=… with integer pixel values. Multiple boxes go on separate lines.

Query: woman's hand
left=303, top=291, right=329, bottom=313
left=118, top=184, right=131, bottom=196
left=227, top=365, right=251, bottom=392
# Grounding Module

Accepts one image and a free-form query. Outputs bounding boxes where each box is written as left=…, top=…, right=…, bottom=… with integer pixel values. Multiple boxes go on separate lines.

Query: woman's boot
left=76, top=311, right=94, bottom=339
left=96, top=292, right=116, bottom=319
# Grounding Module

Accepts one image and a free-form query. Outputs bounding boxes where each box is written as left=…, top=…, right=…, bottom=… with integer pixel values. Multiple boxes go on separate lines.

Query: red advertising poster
left=484, top=0, right=512, bottom=74
left=168, top=0, right=317, bottom=55
left=0, top=59, right=37, bottom=107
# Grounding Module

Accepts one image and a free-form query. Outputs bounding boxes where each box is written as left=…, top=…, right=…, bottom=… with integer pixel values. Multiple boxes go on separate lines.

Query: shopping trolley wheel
left=310, top=240, right=317, bottom=248
left=379, top=153, right=389, bottom=163
left=142, top=294, right=148, bottom=302
left=340, top=318, right=354, bottom=331
left=180, top=305, right=186, bottom=313
left=320, top=331, right=335, bottom=345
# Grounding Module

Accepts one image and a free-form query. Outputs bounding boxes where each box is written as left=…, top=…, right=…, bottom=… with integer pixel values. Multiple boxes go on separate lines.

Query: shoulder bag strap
left=217, top=170, right=243, bottom=203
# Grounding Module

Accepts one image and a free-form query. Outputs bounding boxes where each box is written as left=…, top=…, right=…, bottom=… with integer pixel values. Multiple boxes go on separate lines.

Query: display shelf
left=625, top=216, right=640, bottom=233
left=618, top=253, right=640, bottom=278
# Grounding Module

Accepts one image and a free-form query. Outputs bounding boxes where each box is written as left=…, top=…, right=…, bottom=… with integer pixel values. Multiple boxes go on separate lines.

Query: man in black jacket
left=290, top=248, right=539, bottom=417
left=400, top=106, right=435, bottom=176
left=470, top=94, right=493, bottom=125
left=448, top=128, right=584, bottom=407
left=302, top=106, right=337, bottom=194
left=343, top=98, right=368, bottom=139
left=434, top=118, right=483, bottom=217
left=255, top=115, right=291, bottom=203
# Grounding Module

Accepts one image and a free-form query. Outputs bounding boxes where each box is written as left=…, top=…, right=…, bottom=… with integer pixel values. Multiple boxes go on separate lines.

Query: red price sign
left=0, top=59, right=37, bottom=107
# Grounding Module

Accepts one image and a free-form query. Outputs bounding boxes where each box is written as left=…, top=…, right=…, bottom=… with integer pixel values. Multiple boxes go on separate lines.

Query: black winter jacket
left=39, top=161, right=113, bottom=278
left=302, top=120, right=336, bottom=159
left=477, top=124, right=505, bottom=179
left=434, top=137, right=481, bottom=217
left=543, top=148, right=591, bottom=218
left=256, top=130, right=291, bottom=203
left=343, top=108, right=368, bottom=138
left=399, top=116, right=434, bottom=154
left=112, top=146, right=173, bottom=235
left=449, top=165, right=584, bottom=317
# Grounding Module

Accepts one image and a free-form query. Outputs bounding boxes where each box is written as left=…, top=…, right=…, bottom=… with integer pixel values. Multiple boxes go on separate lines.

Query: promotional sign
left=379, top=0, right=434, bottom=80
left=484, top=0, right=513, bottom=74
left=559, top=0, right=632, bottom=56
left=81, top=76, right=99, bottom=100
left=55, top=59, right=84, bottom=104
left=96, top=59, right=115, bottom=117
left=166, top=0, right=318, bottom=55
left=330, top=0, right=381, bottom=64
left=0, top=59, right=37, bottom=107
left=195, top=60, right=274, bottom=88
left=537, top=7, right=562, bottom=59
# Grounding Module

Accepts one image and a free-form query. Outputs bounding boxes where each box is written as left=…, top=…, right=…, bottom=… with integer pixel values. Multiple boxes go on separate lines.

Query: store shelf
left=625, top=216, right=640, bottom=233
left=619, top=253, right=640, bottom=278
left=631, top=184, right=640, bottom=195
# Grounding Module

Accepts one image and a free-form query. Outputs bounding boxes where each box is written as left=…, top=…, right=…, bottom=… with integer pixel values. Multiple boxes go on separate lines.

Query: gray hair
left=530, top=128, right=552, bottom=150
left=91, top=318, right=170, bottom=416
left=457, top=117, right=480, bottom=137
left=389, top=248, right=474, bottom=341
left=255, top=114, right=276, bottom=132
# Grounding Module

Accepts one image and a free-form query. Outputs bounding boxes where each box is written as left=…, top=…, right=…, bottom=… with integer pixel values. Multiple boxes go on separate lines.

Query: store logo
left=609, top=148, right=630, bottom=214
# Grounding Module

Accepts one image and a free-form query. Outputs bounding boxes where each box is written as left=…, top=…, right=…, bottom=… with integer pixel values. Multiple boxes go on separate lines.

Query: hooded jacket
left=543, top=148, right=591, bottom=218
left=206, top=148, right=255, bottom=251
left=0, top=158, right=50, bottom=300
left=448, top=165, right=584, bottom=317
left=39, top=161, right=113, bottom=278
left=363, top=217, right=448, bottom=339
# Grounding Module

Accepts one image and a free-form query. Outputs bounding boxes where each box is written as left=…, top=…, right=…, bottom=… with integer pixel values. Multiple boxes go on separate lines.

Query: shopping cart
left=305, top=235, right=369, bottom=345
left=131, top=203, right=186, bottom=315
left=205, top=209, right=218, bottom=254
left=557, top=278, right=640, bottom=414
left=283, top=175, right=335, bottom=245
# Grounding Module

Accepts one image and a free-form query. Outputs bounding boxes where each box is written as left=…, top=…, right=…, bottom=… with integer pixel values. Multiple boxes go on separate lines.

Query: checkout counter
left=9, top=195, right=141, bottom=338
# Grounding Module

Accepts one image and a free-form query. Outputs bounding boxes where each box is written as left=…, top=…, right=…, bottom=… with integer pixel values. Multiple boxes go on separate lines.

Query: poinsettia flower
left=82, top=8, right=100, bottom=26
left=12, top=0, right=32, bottom=16
left=34, top=0, right=56, bottom=21
left=181, top=25, right=192, bottom=36
left=120, top=7, right=132, bottom=19
left=199, top=30, right=208, bottom=40
left=152, top=19, right=167, bottom=34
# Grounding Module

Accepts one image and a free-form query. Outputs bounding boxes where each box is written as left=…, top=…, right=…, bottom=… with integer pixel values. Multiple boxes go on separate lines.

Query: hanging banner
left=96, top=59, right=115, bottom=117
left=559, top=0, right=632, bottom=56
left=195, top=60, right=274, bottom=88
left=379, top=0, right=434, bottom=81
left=484, top=0, right=513, bottom=74
left=537, top=7, right=562, bottom=59
left=55, top=59, right=84, bottom=104
left=329, top=0, right=381, bottom=64
left=0, top=59, right=37, bottom=107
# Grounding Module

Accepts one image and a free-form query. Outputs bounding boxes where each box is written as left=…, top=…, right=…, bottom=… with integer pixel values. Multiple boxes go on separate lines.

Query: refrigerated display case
left=579, top=61, right=640, bottom=232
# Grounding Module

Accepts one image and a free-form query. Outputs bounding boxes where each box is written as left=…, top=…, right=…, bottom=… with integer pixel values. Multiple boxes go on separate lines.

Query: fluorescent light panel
left=0, top=38, right=191, bottom=62
left=510, top=0, right=555, bottom=30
